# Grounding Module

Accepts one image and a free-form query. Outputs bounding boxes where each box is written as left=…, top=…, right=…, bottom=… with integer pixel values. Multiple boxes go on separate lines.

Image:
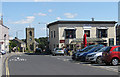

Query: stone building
left=0, top=16, right=9, bottom=52
left=13, top=37, right=26, bottom=52
left=26, top=27, right=36, bottom=52
left=47, top=19, right=117, bottom=51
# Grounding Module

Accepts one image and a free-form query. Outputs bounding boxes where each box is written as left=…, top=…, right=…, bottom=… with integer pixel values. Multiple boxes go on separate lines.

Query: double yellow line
left=5, top=57, right=10, bottom=77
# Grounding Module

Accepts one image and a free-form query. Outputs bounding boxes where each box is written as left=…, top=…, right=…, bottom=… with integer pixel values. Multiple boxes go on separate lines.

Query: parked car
left=102, top=46, right=120, bottom=66
left=86, top=46, right=108, bottom=64
left=77, top=46, right=104, bottom=61
left=72, top=45, right=101, bottom=60
left=52, top=48, right=64, bottom=56
left=0, top=50, right=6, bottom=55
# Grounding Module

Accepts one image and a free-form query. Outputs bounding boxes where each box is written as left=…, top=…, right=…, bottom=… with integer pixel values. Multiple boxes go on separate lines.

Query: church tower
left=26, top=27, right=36, bottom=52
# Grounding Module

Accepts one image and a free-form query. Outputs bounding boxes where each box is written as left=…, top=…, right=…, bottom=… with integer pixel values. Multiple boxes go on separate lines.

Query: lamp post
left=38, top=22, right=48, bottom=37
left=38, top=22, right=49, bottom=54
left=16, top=30, right=22, bottom=38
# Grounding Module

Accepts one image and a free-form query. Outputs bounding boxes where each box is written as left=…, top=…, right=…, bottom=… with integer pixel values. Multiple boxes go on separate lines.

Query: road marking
left=5, top=57, right=10, bottom=77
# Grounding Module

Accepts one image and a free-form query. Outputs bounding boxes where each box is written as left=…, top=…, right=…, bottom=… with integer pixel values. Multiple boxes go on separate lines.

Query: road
left=2, top=53, right=119, bottom=76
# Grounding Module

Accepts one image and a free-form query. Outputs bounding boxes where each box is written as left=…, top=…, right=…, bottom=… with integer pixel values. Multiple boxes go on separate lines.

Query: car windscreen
left=97, top=47, right=107, bottom=52
left=87, top=46, right=103, bottom=52
left=103, top=47, right=111, bottom=52
left=94, top=46, right=104, bottom=52
left=81, top=46, right=95, bottom=52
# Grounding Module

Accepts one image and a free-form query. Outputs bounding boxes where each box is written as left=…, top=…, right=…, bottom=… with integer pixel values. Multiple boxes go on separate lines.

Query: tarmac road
left=3, top=53, right=119, bottom=76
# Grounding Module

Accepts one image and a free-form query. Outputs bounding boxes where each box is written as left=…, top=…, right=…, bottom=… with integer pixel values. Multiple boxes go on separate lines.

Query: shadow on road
left=70, top=59, right=119, bottom=66
left=24, top=52, right=51, bottom=55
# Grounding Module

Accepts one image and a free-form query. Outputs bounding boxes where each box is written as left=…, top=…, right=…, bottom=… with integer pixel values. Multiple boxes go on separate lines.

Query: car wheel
left=52, top=54, right=55, bottom=56
left=111, top=58, right=119, bottom=66
left=96, top=57, right=102, bottom=64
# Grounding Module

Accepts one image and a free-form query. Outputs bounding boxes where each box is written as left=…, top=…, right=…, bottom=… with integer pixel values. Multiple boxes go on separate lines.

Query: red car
left=102, top=46, right=120, bottom=66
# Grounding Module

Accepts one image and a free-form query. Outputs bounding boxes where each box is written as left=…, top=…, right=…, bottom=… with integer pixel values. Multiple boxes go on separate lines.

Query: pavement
left=2, top=53, right=119, bottom=76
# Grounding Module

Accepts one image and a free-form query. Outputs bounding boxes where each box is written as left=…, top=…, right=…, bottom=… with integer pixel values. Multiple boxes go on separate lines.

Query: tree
left=35, top=37, right=48, bottom=50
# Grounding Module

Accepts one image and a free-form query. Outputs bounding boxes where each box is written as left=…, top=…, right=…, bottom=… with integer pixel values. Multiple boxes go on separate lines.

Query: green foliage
left=25, top=50, right=33, bottom=53
left=26, top=47, right=28, bottom=51
left=18, top=47, right=20, bottom=51
left=35, top=37, right=48, bottom=50
left=9, top=40, right=17, bottom=51
left=9, top=40, right=17, bottom=48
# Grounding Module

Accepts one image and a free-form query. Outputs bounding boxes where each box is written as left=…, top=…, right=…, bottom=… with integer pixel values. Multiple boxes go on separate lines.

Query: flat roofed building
left=47, top=20, right=117, bottom=51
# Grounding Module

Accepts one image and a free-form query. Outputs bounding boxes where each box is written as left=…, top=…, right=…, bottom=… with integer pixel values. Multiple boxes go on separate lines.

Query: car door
left=111, top=47, right=119, bottom=58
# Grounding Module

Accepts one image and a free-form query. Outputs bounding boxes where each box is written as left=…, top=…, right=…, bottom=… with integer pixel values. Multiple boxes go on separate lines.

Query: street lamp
left=38, top=22, right=49, bottom=53
left=38, top=22, right=48, bottom=37
left=16, top=30, right=22, bottom=38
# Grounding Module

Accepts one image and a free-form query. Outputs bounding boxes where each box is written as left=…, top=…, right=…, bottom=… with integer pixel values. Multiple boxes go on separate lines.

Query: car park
left=102, top=46, right=120, bottom=66
left=86, top=46, right=108, bottom=64
left=77, top=46, right=104, bottom=61
left=72, top=45, right=102, bottom=60
left=52, top=48, right=64, bottom=56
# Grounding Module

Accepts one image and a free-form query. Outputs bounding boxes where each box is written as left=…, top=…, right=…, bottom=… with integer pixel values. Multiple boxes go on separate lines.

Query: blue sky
left=2, top=2, right=118, bottom=39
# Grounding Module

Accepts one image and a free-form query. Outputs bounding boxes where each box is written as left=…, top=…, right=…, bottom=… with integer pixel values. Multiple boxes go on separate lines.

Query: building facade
left=47, top=20, right=117, bottom=51
left=26, top=27, right=36, bottom=52
left=13, top=37, right=26, bottom=52
left=116, top=24, right=120, bottom=45
left=0, top=17, right=9, bottom=52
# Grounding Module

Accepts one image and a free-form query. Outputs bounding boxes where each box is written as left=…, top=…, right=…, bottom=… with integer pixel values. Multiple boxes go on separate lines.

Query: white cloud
left=48, top=9, right=52, bottom=12
left=34, top=13, right=47, bottom=16
left=64, top=13, right=77, bottom=18
left=56, top=17, right=61, bottom=20
left=13, top=16, right=35, bottom=24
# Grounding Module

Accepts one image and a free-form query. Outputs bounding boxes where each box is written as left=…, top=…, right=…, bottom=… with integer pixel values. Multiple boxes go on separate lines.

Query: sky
left=2, top=2, right=118, bottom=39
left=1, top=0, right=120, bottom=2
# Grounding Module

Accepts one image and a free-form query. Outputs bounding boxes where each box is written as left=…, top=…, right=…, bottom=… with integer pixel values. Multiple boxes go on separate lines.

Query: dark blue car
left=72, top=44, right=104, bottom=60
left=77, top=46, right=104, bottom=61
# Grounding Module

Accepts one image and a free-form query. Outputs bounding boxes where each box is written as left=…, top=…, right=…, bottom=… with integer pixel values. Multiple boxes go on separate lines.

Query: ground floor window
left=109, top=38, right=114, bottom=46
left=84, top=30, right=90, bottom=37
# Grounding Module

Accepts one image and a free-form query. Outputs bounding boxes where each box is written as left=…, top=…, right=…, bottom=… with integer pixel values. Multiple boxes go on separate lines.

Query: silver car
left=86, top=47, right=107, bottom=64
left=52, top=48, right=64, bottom=56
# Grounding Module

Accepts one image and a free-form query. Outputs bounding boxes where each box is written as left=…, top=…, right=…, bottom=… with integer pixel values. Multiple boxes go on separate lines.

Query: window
left=65, top=29, right=76, bottom=39
left=97, top=29, right=107, bottom=38
left=109, top=38, right=114, bottom=46
left=84, top=30, right=90, bottom=37
left=29, top=31, right=32, bottom=36
left=113, top=47, right=120, bottom=51
left=29, top=38, right=32, bottom=41
left=54, top=31, right=55, bottom=38
left=51, top=31, right=53, bottom=38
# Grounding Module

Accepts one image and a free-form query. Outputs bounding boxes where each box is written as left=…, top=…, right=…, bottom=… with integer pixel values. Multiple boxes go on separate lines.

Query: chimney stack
left=91, top=18, right=94, bottom=21
left=1, top=15, right=3, bottom=25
